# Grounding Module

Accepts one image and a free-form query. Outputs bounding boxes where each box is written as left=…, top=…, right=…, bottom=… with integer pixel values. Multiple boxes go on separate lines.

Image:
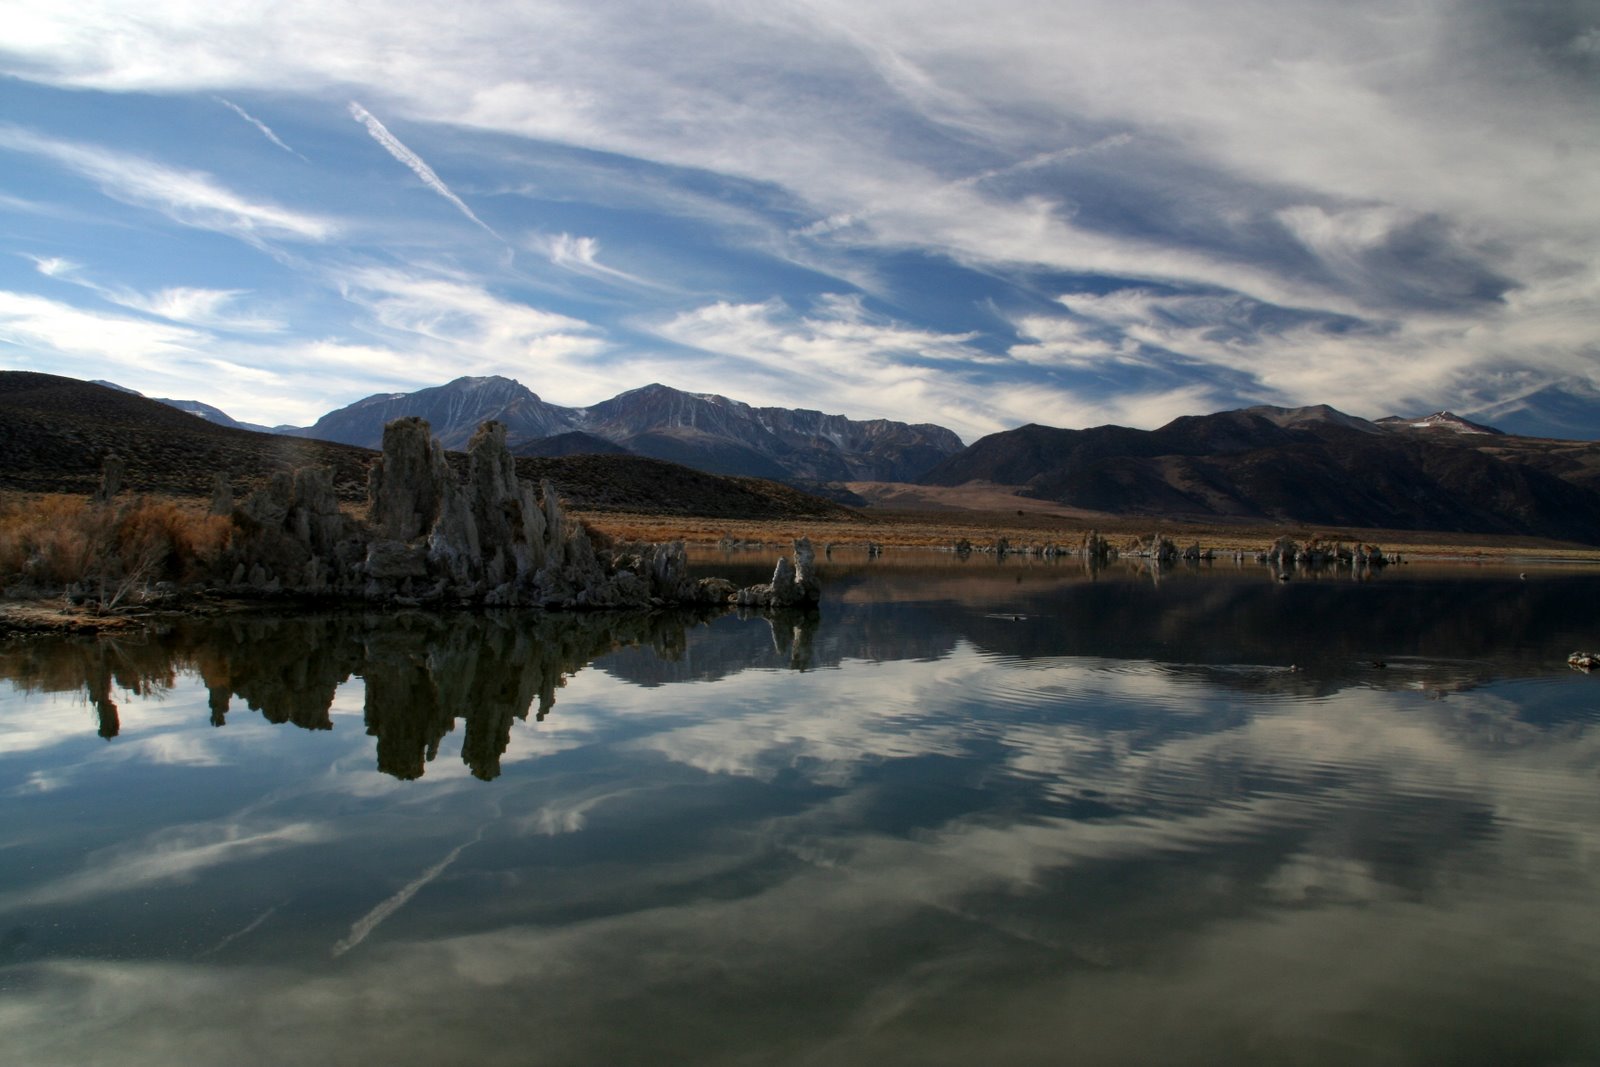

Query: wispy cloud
left=1002, top=287, right=1568, bottom=427
left=0, top=2, right=1597, bottom=433
left=342, top=266, right=598, bottom=351
left=25, top=254, right=82, bottom=279
left=0, top=288, right=206, bottom=363
left=348, top=101, right=500, bottom=239
left=112, top=286, right=286, bottom=333
left=0, top=124, right=335, bottom=244
left=532, top=232, right=664, bottom=290
left=649, top=295, right=1015, bottom=439
left=216, top=97, right=306, bottom=159
left=26, top=255, right=286, bottom=333
left=0, top=288, right=391, bottom=425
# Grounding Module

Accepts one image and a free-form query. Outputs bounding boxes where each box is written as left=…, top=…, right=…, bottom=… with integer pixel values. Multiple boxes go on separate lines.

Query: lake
left=2, top=552, right=1598, bottom=1066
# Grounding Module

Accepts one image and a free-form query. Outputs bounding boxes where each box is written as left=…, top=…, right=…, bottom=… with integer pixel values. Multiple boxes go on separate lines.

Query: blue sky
left=1, top=1, right=1598, bottom=441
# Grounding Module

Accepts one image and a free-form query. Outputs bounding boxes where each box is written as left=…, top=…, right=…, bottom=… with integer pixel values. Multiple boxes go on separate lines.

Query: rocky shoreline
left=4, top=416, right=822, bottom=624
left=214, top=415, right=825, bottom=610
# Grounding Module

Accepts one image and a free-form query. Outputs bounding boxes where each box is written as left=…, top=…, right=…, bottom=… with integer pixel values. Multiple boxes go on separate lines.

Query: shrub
left=0, top=494, right=234, bottom=602
left=112, top=499, right=233, bottom=582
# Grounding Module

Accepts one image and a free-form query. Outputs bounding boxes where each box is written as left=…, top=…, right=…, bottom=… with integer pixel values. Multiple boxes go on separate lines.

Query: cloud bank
left=0, top=0, right=1595, bottom=434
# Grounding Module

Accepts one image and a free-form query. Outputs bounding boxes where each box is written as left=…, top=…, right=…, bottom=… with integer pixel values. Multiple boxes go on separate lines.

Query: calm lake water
left=2, top=553, right=1598, bottom=1066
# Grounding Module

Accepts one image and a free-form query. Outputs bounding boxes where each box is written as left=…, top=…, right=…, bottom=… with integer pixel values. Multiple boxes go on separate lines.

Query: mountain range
left=922, top=404, right=1600, bottom=542
left=0, top=373, right=851, bottom=521
left=280, top=376, right=964, bottom=485
left=50, top=374, right=1600, bottom=543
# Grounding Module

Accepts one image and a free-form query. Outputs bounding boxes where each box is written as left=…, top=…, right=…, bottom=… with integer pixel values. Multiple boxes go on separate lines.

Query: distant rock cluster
left=939, top=529, right=1391, bottom=572
left=1259, top=536, right=1393, bottom=568
left=216, top=416, right=820, bottom=610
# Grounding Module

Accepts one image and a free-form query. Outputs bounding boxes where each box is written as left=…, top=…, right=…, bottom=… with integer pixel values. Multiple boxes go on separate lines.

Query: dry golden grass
left=3, top=490, right=1595, bottom=605
left=581, top=507, right=1600, bottom=561
left=0, top=493, right=233, bottom=596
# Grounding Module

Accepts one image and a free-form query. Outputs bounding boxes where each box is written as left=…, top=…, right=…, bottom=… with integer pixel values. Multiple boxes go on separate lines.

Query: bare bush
left=0, top=495, right=234, bottom=604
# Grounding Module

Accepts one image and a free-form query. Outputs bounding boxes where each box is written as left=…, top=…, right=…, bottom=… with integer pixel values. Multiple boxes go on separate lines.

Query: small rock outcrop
left=228, top=467, right=364, bottom=595
left=1081, top=530, right=1116, bottom=562
left=1258, top=536, right=1389, bottom=570
left=1127, top=533, right=1178, bottom=562
left=91, top=452, right=125, bottom=505
left=1264, top=537, right=1298, bottom=566
left=209, top=473, right=234, bottom=516
left=734, top=539, right=822, bottom=608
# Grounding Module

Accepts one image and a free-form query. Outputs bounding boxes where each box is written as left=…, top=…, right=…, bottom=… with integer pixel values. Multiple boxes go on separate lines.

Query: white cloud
left=110, top=287, right=287, bottom=333
left=293, top=266, right=642, bottom=410
left=532, top=232, right=663, bottom=290
left=0, top=1, right=1596, bottom=430
left=216, top=97, right=305, bottom=158
left=1008, top=313, right=1143, bottom=369
left=649, top=295, right=1014, bottom=438
left=27, top=254, right=81, bottom=278
left=342, top=267, right=600, bottom=354
left=0, top=124, right=335, bottom=244
left=1005, top=284, right=1600, bottom=425
left=349, top=101, right=500, bottom=239
left=0, top=288, right=403, bottom=424
left=27, top=257, right=287, bottom=333
left=0, top=289, right=207, bottom=364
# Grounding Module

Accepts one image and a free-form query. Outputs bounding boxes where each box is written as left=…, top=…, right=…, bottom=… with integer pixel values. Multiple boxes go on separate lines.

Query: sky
left=1, top=1, right=1598, bottom=442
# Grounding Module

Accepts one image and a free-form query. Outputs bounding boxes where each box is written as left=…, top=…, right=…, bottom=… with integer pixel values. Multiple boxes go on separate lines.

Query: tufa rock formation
left=218, top=416, right=812, bottom=611
left=208, top=472, right=234, bottom=516
left=90, top=452, right=125, bottom=505
left=733, top=538, right=822, bottom=608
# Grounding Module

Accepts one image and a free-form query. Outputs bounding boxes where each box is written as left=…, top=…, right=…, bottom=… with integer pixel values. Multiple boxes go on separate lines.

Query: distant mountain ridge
left=293, top=376, right=574, bottom=450
left=919, top=403, right=1600, bottom=543
left=282, top=376, right=964, bottom=484
left=0, top=373, right=853, bottom=521
left=93, top=380, right=285, bottom=434
left=115, top=375, right=1600, bottom=541
left=1375, top=411, right=1503, bottom=436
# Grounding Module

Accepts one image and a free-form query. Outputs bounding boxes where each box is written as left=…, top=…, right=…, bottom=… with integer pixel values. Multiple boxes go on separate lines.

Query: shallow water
left=1, top=556, right=1598, bottom=1065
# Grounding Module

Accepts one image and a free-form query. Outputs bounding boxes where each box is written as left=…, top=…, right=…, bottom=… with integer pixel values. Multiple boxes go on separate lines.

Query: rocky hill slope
left=920, top=404, right=1600, bottom=543
left=3, top=372, right=376, bottom=499
left=281, top=376, right=962, bottom=483
left=0, top=373, right=852, bottom=520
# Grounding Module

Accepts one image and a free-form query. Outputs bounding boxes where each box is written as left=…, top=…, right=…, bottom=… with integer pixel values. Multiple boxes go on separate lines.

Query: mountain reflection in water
left=2, top=560, right=1598, bottom=1066
left=3, top=561, right=1597, bottom=780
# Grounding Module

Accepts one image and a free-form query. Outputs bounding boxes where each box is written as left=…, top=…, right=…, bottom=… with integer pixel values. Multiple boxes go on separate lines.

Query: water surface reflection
left=1, top=562, right=1597, bottom=1065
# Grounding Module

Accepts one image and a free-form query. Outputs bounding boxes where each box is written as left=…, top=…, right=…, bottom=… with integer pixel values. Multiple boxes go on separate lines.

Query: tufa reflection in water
left=5, top=563, right=1599, bottom=783
left=0, top=608, right=819, bottom=781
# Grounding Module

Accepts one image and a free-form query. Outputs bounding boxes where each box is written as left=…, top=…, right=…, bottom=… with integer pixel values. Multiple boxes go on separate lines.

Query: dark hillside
left=921, top=406, right=1600, bottom=543
left=0, top=372, right=375, bottom=499
left=514, top=453, right=856, bottom=519
left=0, top=372, right=852, bottom=520
left=516, top=431, right=631, bottom=458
